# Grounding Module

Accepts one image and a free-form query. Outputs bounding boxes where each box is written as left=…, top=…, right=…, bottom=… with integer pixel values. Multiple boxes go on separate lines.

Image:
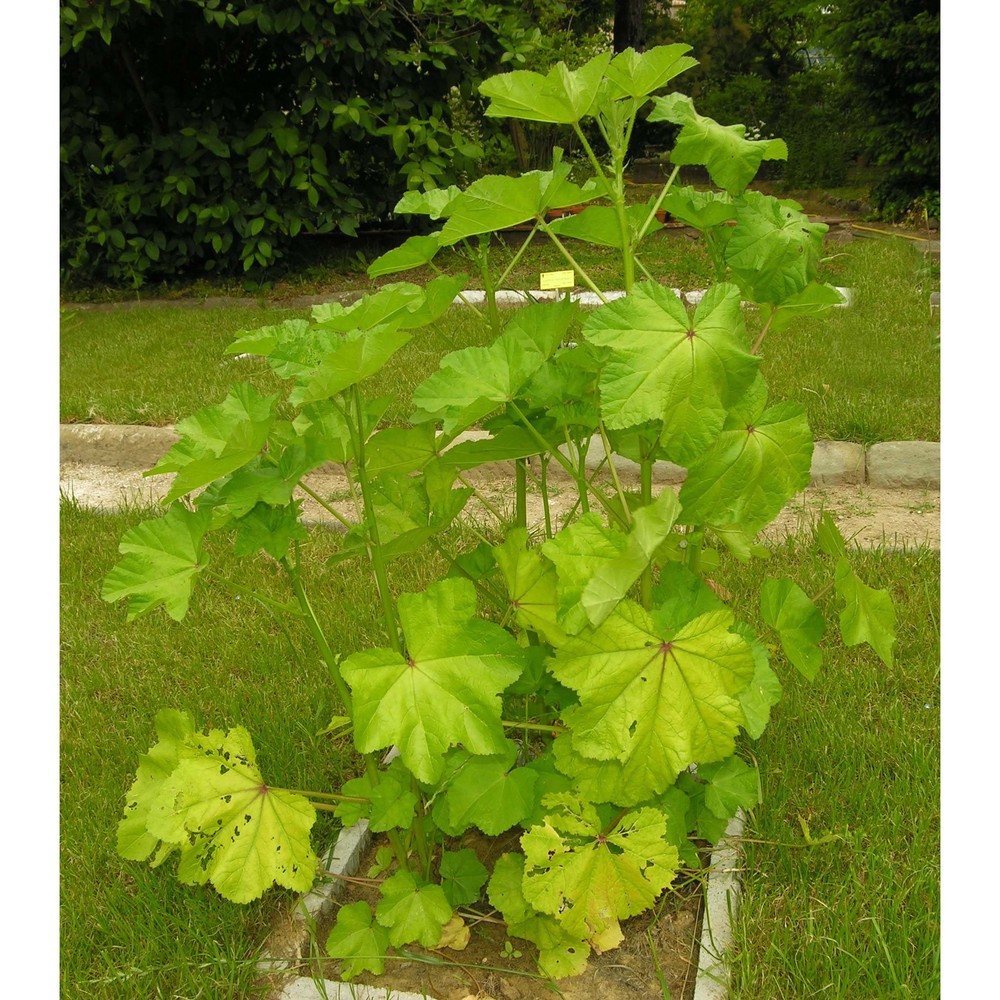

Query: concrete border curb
left=260, top=812, right=748, bottom=1000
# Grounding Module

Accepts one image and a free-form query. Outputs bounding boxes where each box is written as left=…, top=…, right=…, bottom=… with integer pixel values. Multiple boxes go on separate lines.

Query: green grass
left=59, top=498, right=448, bottom=999
left=61, top=237, right=939, bottom=441
left=715, top=542, right=940, bottom=999
left=751, top=238, right=940, bottom=442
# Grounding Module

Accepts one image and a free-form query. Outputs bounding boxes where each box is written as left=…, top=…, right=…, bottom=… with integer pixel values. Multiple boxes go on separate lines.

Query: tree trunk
left=613, top=0, right=646, bottom=53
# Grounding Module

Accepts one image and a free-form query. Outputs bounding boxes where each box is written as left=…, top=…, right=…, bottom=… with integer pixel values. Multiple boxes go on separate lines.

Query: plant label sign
left=539, top=269, right=575, bottom=290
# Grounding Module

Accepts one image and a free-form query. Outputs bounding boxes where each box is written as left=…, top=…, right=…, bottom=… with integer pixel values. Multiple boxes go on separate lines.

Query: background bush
left=59, top=0, right=544, bottom=286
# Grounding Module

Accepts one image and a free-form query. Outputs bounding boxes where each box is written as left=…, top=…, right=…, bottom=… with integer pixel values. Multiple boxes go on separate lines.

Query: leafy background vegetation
left=60, top=0, right=939, bottom=289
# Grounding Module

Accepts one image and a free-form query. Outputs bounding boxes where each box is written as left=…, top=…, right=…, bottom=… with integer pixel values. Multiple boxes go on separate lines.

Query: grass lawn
left=61, top=237, right=939, bottom=441
left=720, top=543, right=940, bottom=999
left=59, top=499, right=447, bottom=999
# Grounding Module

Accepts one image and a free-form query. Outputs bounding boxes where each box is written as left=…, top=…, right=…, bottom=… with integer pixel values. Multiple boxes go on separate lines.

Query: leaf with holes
left=520, top=793, right=679, bottom=949
left=142, top=724, right=317, bottom=903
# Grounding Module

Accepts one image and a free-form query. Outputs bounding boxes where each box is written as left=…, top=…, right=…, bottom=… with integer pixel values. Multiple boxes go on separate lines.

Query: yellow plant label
left=539, top=269, right=575, bottom=290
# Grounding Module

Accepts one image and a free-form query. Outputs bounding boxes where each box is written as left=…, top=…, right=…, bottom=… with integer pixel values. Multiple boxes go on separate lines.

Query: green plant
left=102, top=47, right=896, bottom=982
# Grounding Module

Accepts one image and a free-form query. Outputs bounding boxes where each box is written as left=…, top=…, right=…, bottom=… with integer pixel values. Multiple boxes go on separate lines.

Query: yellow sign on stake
left=539, top=269, right=575, bottom=291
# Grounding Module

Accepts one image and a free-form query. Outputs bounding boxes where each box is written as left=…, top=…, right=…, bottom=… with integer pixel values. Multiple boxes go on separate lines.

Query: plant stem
left=509, top=402, right=627, bottom=529
left=635, top=164, right=681, bottom=245
left=296, top=481, right=354, bottom=530
left=514, top=459, right=527, bottom=529
left=751, top=310, right=776, bottom=355
left=640, top=456, right=654, bottom=609
left=272, top=787, right=369, bottom=803
left=282, top=553, right=353, bottom=714
left=536, top=218, right=607, bottom=302
left=350, top=384, right=401, bottom=654
left=496, top=224, right=541, bottom=288
left=501, top=720, right=562, bottom=734
left=598, top=420, right=632, bottom=527
left=539, top=456, right=552, bottom=538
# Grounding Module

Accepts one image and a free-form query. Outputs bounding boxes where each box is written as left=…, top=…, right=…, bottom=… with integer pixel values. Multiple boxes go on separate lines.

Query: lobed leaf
left=101, top=504, right=212, bottom=621
left=582, top=282, right=759, bottom=463
left=834, top=557, right=897, bottom=667
left=648, top=93, right=788, bottom=194
left=326, top=901, right=390, bottom=980
left=340, top=578, right=525, bottom=783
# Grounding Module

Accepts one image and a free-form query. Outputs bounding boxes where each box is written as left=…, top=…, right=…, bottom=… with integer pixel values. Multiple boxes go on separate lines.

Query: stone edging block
left=866, top=441, right=941, bottom=489
left=60, top=424, right=179, bottom=470
left=810, top=440, right=866, bottom=486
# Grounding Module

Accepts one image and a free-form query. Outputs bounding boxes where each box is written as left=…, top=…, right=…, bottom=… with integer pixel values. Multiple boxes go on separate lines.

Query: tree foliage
left=59, top=0, right=542, bottom=286
left=821, top=0, right=940, bottom=216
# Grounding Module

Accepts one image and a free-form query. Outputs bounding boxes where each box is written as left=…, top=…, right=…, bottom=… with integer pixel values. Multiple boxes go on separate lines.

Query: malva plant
left=103, top=46, right=897, bottom=981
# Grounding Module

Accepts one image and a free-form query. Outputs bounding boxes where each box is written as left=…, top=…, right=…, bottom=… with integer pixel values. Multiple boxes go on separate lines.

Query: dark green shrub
left=60, top=0, right=540, bottom=287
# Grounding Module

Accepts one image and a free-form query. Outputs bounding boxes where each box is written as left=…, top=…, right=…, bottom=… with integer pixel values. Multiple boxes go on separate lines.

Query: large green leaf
left=393, top=185, right=463, bottom=219
left=604, top=44, right=698, bottom=100
left=541, top=490, right=681, bottom=633
left=551, top=606, right=756, bottom=804
left=412, top=298, right=575, bottom=435
left=101, top=505, right=211, bottom=621
left=375, top=870, right=453, bottom=948
left=439, top=849, right=489, bottom=908
left=287, top=325, right=413, bottom=406
left=325, top=902, right=390, bottom=980
left=648, top=93, right=788, bottom=194
left=764, top=281, right=847, bottom=334
left=493, top=529, right=571, bottom=647
left=440, top=744, right=539, bottom=836
left=760, top=578, right=825, bottom=680
left=147, top=383, right=277, bottom=503
left=834, top=557, right=897, bottom=666
left=520, top=794, right=679, bottom=950
left=438, top=159, right=605, bottom=246
left=333, top=470, right=471, bottom=564
left=678, top=401, right=813, bottom=534
left=723, top=193, right=829, bottom=305
left=659, top=186, right=736, bottom=231
left=547, top=201, right=664, bottom=249
left=340, top=578, right=525, bottom=783
left=311, top=275, right=465, bottom=332
left=582, top=282, right=759, bottom=463
left=144, top=725, right=318, bottom=903
left=479, top=52, right=612, bottom=124
left=366, top=233, right=442, bottom=278
left=697, top=755, right=761, bottom=820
